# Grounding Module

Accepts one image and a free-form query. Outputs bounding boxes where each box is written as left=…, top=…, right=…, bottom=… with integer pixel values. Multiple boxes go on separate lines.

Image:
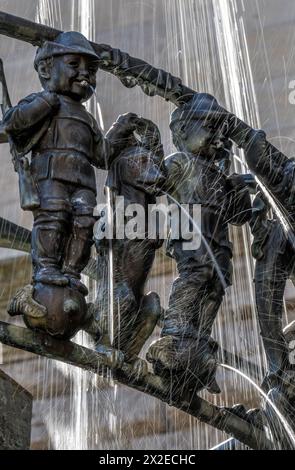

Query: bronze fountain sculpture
left=0, top=10, right=294, bottom=450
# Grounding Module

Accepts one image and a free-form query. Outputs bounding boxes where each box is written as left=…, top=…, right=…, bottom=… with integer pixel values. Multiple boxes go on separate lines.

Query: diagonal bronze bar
left=0, top=10, right=194, bottom=105
left=0, top=11, right=61, bottom=46
left=0, top=320, right=275, bottom=450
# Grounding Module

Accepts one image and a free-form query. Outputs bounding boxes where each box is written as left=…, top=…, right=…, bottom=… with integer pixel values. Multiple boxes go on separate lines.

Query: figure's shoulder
left=17, top=92, right=44, bottom=106
left=3, top=93, right=44, bottom=122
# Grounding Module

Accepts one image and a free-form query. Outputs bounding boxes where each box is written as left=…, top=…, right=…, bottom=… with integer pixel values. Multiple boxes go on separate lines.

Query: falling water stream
left=1, top=0, right=295, bottom=450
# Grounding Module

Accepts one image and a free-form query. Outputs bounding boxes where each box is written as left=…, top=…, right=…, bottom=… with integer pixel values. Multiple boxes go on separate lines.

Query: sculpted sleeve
left=3, top=92, right=59, bottom=134
left=3, top=92, right=59, bottom=154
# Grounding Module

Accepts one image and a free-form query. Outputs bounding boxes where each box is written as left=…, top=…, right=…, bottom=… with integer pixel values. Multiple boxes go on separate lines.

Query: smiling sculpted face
left=44, top=54, right=99, bottom=102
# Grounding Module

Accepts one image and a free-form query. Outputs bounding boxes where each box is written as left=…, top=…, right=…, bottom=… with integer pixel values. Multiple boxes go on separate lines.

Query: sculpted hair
left=36, top=57, right=54, bottom=88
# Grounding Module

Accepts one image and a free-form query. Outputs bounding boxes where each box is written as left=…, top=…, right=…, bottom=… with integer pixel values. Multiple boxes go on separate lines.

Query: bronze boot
left=31, top=223, right=69, bottom=287
left=63, top=220, right=94, bottom=296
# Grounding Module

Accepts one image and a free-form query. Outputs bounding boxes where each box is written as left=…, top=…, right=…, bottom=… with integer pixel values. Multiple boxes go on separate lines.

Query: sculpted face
left=171, top=118, right=227, bottom=159
left=43, top=54, right=99, bottom=102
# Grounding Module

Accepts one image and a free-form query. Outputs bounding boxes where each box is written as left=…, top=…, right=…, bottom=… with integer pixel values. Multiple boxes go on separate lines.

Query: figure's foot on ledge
left=223, top=404, right=265, bottom=430
left=9, top=283, right=89, bottom=340
left=128, top=357, right=149, bottom=380
left=96, top=343, right=125, bottom=369
left=94, top=336, right=149, bottom=380
left=8, top=284, right=47, bottom=319
left=34, top=267, right=69, bottom=287
left=146, top=335, right=221, bottom=395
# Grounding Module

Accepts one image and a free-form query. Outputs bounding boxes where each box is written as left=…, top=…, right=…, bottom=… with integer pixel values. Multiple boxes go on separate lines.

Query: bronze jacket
left=4, top=92, right=110, bottom=193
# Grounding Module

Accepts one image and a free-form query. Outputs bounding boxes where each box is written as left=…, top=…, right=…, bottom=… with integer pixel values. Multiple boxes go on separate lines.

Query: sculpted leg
left=254, top=227, right=291, bottom=389
left=126, top=291, right=162, bottom=360
left=63, top=188, right=97, bottom=295
left=147, top=244, right=223, bottom=394
left=63, top=215, right=96, bottom=295
left=31, top=210, right=69, bottom=286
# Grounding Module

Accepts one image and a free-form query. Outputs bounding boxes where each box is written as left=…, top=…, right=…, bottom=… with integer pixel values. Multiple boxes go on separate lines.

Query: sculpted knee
left=33, top=210, right=69, bottom=232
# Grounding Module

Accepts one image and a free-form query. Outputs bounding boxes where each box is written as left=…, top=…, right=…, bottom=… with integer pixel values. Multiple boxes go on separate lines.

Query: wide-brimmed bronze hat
left=34, top=31, right=98, bottom=69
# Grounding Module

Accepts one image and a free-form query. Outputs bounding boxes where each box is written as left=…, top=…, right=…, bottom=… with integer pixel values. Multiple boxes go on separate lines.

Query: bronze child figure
left=3, top=32, right=136, bottom=338
left=147, top=93, right=252, bottom=394
left=188, top=93, right=295, bottom=416
left=94, top=114, right=165, bottom=362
